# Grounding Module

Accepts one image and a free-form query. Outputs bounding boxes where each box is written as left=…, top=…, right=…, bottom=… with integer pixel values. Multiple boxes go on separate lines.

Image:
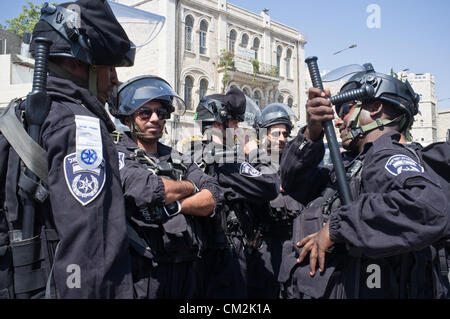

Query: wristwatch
left=188, top=179, right=199, bottom=196
left=163, top=200, right=181, bottom=218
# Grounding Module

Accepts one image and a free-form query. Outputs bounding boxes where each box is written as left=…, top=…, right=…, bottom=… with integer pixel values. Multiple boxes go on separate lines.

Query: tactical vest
left=261, top=193, right=304, bottom=240
left=0, top=99, right=59, bottom=299
left=124, top=147, right=200, bottom=265
left=403, top=144, right=450, bottom=286
left=278, top=159, right=364, bottom=299
left=279, top=150, right=450, bottom=299
left=193, top=145, right=263, bottom=254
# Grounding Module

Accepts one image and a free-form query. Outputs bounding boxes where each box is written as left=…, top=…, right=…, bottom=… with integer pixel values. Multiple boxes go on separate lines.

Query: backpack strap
left=0, top=99, right=48, bottom=184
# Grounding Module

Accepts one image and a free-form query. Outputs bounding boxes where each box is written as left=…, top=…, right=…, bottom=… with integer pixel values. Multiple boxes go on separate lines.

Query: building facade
left=0, top=30, right=34, bottom=108
left=437, top=109, right=450, bottom=142
left=114, top=0, right=307, bottom=148
left=396, top=71, right=438, bottom=146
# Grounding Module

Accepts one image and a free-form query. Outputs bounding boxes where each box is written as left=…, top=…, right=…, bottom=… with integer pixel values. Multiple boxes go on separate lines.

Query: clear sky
left=1, top=0, right=449, bottom=109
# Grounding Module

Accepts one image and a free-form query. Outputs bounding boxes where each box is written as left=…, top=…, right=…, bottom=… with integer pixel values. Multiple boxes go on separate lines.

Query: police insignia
left=118, top=152, right=125, bottom=170
left=385, top=154, right=424, bottom=176
left=64, top=153, right=106, bottom=206
left=239, top=162, right=262, bottom=177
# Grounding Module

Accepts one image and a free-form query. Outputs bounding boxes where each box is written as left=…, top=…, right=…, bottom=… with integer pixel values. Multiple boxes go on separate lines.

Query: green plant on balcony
left=251, top=59, right=260, bottom=80
left=269, top=66, right=279, bottom=77
left=218, top=49, right=235, bottom=92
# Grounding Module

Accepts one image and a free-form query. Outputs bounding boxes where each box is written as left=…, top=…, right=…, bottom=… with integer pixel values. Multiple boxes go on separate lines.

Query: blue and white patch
left=64, top=153, right=106, bottom=206
left=75, top=115, right=103, bottom=170
left=240, top=162, right=262, bottom=178
left=118, top=152, right=125, bottom=170
left=385, top=154, right=424, bottom=176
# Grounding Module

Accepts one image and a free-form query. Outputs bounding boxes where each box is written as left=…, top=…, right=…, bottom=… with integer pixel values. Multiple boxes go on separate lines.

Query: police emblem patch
left=239, top=162, right=262, bottom=177
left=118, top=152, right=125, bottom=170
left=385, top=154, right=424, bottom=176
left=64, top=153, right=106, bottom=206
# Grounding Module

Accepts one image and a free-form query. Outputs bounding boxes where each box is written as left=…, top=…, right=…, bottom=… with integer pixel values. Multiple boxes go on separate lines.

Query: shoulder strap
left=402, top=144, right=422, bottom=165
left=0, top=99, right=48, bottom=184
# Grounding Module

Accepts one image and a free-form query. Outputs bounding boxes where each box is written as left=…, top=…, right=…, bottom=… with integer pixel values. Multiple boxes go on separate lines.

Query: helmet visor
left=243, top=96, right=262, bottom=127
left=107, top=0, right=165, bottom=49
left=118, top=77, right=186, bottom=116
left=322, top=64, right=369, bottom=83
left=260, top=103, right=297, bottom=128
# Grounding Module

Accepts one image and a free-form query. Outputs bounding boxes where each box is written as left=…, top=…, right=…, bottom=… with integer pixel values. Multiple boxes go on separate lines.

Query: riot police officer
left=255, top=103, right=304, bottom=298
left=192, top=88, right=279, bottom=298
left=112, top=75, right=222, bottom=299
left=0, top=0, right=138, bottom=298
left=278, top=66, right=449, bottom=298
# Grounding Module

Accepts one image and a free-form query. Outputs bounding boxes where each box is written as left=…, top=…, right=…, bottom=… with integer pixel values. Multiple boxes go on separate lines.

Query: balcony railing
left=233, top=55, right=279, bottom=78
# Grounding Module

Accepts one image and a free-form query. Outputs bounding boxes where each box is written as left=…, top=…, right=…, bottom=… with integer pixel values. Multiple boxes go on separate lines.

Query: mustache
left=144, top=123, right=163, bottom=130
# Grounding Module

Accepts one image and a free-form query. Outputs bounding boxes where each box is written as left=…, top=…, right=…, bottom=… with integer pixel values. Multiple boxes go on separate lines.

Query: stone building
left=0, top=30, right=34, bottom=108
left=113, top=0, right=307, bottom=147
left=437, top=109, right=450, bottom=142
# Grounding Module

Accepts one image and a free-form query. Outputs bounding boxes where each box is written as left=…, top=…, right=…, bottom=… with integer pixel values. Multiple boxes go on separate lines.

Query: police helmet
left=114, top=75, right=185, bottom=120
left=259, top=103, right=297, bottom=132
left=338, top=70, right=420, bottom=132
left=30, top=0, right=136, bottom=67
left=194, top=88, right=246, bottom=126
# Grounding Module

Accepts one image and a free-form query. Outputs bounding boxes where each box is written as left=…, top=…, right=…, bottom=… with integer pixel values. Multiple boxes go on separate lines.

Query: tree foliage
left=1, top=2, right=44, bottom=36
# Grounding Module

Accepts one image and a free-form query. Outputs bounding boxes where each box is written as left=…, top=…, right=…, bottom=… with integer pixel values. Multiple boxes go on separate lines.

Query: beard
left=133, top=121, right=164, bottom=142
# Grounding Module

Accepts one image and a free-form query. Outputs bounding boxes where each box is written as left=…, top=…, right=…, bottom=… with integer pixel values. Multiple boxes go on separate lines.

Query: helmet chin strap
left=129, top=117, right=163, bottom=143
left=48, top=62, right=102, bottom=102
left=88, top=65, right=98, bottom=99
left=344, top=105, right=407, bottom=143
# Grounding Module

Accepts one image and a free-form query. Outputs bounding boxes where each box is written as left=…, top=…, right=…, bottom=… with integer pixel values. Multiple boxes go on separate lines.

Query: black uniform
left=255, top=170, right=303, bottom=299
left=193, top=141, right=279, bottom=298
left=116, top=133, right=222, bottom=299
left=278, top=129, right=449, bottom=298
left=0, top=75, right=134, bottom=298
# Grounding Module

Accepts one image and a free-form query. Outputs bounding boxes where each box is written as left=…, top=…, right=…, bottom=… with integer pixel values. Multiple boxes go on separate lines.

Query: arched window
left=288, top=97, right=293, bottom=107
left=276, top=46, right=282, bottom=76
left=229, top=30, right=237, bottom=52
left=254, top=91, right=261, bottom=107
left=199, top=78, right=208, bottom=99
left=286, top=49, right=292, bottom=78
left=184, top=76, right=194, bottom=110
left=242, top=88, right=250, bottom=97
left=185, top=15, right=194, bottom=51
left=199, top=20, right=208, bottom=55
left=278, top=94, right=284, bottom=103
left=252, top=38, right=260, bottom=60
left=241, top=33, right=249, bottom=48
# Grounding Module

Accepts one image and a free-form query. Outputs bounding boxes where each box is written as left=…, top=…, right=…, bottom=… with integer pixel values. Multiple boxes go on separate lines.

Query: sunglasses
left=136, top=107, right=170, bottom=120
left=269, top=131, right=290, bottom=138
left=337, top=101, right=358, bottom=119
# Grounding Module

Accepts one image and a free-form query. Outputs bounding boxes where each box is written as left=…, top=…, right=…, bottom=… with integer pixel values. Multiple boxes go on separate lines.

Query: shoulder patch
left=64, top=153, right=106, bottom=206
left=75, top=115, right=103, bottom=170
left=239, top=162, right=262, bottom=178
left=385, top=154, right=424, bottom=176
left=118, top=152, right=125, bottom=170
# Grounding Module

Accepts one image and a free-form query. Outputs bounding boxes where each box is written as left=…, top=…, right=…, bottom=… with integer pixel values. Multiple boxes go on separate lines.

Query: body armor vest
left=126, top=148, right=200, bottom=265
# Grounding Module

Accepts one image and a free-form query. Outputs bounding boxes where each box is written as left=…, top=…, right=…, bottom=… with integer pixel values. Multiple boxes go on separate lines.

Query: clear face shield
left=107, top=0, right=165, bottom=66
left=118, top=76, right=186, bottom=117
left=107, top=1, right=165, bottom=50
left=39, top=1, right=165, bottom=66
left=260, top=103, right=298, bottom=127
left=243, top=96, right=262, bottom=128
left=322, top=63, right=375, bottom=83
